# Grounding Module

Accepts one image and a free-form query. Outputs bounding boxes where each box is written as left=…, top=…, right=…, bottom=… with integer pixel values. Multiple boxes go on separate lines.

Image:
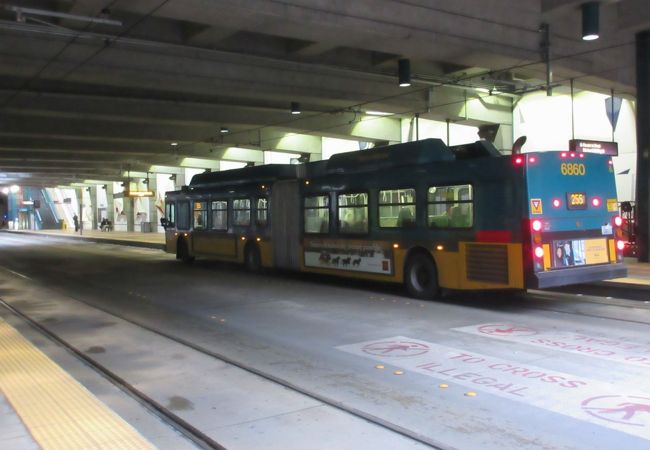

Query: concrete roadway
left=0, top=232, right=649, bottom=450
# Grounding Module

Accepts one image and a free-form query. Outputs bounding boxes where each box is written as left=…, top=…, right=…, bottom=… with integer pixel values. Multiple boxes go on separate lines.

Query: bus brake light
left=513, top=156, right=524, bottom=166
left=534, top=246, right=544, bottom=259
left=613, top=216, right=623, bottom=227
left=532, top=220, right=542, bottom=232
left=591, top=197, right=601, bottom=207
left=617, top=240, right=625, bottom=251
left=552, top=199, right=561, bottom=208
left=528, top=156, right=537, bottom=163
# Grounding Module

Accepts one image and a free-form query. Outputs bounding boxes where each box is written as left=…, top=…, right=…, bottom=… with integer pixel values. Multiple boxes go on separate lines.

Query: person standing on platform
left=73, top=214, right=79, bottom=232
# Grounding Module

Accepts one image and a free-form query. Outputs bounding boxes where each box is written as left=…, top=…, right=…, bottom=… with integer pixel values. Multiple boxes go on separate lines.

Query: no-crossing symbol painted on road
left=362, top=340, right=430, bottom=357
left=477, top=324, right=538, bottom=337
left=455, top=323, right=650, bottom=368
left=582, top=395, right=650, bottom=427
left=338, top=335, right=650, bottom=441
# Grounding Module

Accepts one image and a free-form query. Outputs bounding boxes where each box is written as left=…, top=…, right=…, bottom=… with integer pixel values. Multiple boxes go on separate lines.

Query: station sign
left=569, top=139, right=618, bottom=156
left=125, top=190, right=154, bottom=198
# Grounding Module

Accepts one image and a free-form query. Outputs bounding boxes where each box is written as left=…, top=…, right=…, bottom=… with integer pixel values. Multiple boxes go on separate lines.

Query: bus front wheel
left=245, top=245, right=261, bottom=273
left=404, top=253, right=439, bottom=299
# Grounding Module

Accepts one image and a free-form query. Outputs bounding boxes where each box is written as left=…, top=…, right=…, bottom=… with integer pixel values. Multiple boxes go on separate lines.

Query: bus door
left=522, top=152, right=626, bottom=288
left=164, top=201, right=177, bottom=253
left=271, top=180, right=300, bottom=270
left=193, top=200, right=237, bottom=258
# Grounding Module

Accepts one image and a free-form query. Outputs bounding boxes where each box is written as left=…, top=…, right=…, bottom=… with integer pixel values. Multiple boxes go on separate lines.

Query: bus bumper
left=532, top=263, right=627, bottom=289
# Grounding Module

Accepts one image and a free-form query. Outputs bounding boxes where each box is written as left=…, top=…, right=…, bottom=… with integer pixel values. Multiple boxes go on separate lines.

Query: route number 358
left=560, top=163, right=586, bottom=176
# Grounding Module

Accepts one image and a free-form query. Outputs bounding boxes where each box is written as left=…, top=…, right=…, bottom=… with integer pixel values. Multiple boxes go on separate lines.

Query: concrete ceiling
left=0, top=0, right=647, bottom=186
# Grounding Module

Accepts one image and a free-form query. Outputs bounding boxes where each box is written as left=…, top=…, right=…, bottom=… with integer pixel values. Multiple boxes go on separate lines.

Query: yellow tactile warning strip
left=0, top=318, right=156, bottom=450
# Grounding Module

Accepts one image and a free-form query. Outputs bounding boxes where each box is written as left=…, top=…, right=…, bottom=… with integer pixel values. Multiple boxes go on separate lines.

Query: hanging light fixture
left=220, top=127, right=229, bottom=134
left=398, top=59, right=411, bottom=87
left=290, top=102, right=301, bottom=115
left=581, top=2, right=599, bottom=41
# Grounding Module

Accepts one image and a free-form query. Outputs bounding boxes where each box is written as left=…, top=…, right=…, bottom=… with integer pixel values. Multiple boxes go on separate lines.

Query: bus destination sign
left=569, top=139, right=618, bottom=156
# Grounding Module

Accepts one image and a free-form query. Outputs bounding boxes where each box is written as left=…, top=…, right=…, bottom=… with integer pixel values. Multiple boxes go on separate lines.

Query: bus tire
left=244, top=245, right=261, bottom=273
left=404, top=252, right=439, bottom=299
left=177, top=239, right=194, bottom=264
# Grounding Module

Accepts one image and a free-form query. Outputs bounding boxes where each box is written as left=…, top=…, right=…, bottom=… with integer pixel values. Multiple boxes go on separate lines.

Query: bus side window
left=338, top=193, right=368, bottom=234
left=193, top=201, right=207, bottom=229
left=233, top=198, right=251, bottom=226
left=211, top=200, right=228, bottom=231
left=165, top=202, right=175, bottom=228
left=304, top=195, right=329, bottom=234
left=427, top=184, right=473, bottom=228
left=177, top=201, right=190, bottom=230
left=379, top=188, right=416, bottom=228
left=256, top=197, right=268, bottom=228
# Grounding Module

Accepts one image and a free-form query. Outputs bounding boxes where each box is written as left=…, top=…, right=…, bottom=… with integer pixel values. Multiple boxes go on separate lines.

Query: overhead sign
left=569, top=139, right=618, bottom=156
left=125, top=190, right=154, bottom=198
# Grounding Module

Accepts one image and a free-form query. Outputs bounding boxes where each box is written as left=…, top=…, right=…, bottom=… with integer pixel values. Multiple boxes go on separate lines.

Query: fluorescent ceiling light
left=365, top=110, right=392, bottom=116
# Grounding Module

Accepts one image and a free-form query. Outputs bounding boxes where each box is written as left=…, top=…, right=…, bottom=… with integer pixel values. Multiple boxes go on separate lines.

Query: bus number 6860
left=560, top=163, right=586, bottom=176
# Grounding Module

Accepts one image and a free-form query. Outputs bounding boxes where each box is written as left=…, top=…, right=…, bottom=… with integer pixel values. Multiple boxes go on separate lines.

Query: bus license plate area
left=566, top=192, right=587, bottom=210
left=552, top=238, right=608, bottom=267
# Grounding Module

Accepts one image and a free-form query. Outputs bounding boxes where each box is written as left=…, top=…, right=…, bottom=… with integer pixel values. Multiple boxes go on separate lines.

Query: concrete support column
left=636, top=30, right=650, bottom=262
left=106, top=184, right=115, bottom=225
left=125, top=196, right=135, bottom=232
left=75, top=188, right=83, bottom=233
left=148, top=177, right=159, bottom=232
left=89, top=186, right=98, bottom=231
left=174, top=173, right=186, bottom=191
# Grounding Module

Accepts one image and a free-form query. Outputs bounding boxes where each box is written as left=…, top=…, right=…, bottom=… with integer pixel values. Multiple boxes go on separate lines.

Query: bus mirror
left=160, top=217, right=169, bottom=228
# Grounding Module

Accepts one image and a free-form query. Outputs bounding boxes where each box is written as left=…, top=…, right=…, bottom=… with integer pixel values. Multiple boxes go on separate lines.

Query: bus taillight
left=534, top=246, right=544, bottom=258
left=532, top=220, right=542, bottom=232
left=552, top=198, right=561, bottom=208
left=513, top=156, right=524, bottom=166
left=528, top=156, right=537, bottom=164
left=613, top=215, right=623, bottom=227
left=617, top=240, right=625, bottom=251
left=591, top=197, right=601, bottom=207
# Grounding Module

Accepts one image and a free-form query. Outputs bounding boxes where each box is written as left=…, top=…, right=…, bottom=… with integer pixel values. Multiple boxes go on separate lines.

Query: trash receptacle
left=140, top=222, right=152, bottom=233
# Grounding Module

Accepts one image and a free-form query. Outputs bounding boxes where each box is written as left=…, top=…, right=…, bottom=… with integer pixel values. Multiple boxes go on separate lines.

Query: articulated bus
left=162, top=138, right=626, bottom=298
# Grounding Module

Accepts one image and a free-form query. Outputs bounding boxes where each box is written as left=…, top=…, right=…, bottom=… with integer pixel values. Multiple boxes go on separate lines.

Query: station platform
left=3, top=229, right=165, bottom=250
left=0, top=318, right=157, bottom=450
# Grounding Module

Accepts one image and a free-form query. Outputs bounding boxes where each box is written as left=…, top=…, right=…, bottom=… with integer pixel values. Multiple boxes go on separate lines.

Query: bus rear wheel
left=178, top=239, right=194, bottom=264
left=404, top=253, right=438, bottom=299
left=245, top=245, right=261, bottom=273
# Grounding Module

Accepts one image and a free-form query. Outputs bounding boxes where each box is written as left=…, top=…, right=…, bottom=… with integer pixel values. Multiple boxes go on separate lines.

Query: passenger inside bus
left=396, top=207, right=416, bottom=228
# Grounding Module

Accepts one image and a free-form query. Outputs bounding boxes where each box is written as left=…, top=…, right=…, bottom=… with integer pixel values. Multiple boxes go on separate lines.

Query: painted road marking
left=454, top=323, right=650, bottom=369
left=337, top=336, right=650, bottom=440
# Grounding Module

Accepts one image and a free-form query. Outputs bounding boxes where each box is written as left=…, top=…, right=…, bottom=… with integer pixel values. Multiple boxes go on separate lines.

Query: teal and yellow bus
left=162, top=138, right=626, bottom=298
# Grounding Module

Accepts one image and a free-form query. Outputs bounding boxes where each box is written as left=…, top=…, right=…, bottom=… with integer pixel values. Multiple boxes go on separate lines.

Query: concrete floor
left=0, top=232, right=649, bottom=449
